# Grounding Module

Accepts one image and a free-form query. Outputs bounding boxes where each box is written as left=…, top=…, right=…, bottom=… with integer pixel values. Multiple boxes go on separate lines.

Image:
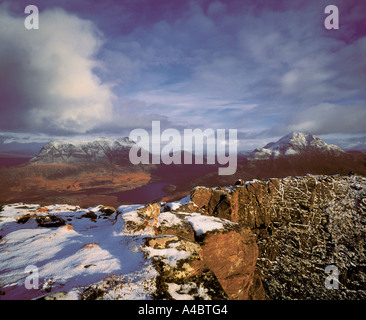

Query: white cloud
left=285, top=103, right=366, bottom=135
left=0, top=4, right=116, bottom=134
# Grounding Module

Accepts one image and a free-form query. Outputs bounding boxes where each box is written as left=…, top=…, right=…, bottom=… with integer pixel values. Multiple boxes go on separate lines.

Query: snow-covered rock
left=0, top=198, right=261, bottom=300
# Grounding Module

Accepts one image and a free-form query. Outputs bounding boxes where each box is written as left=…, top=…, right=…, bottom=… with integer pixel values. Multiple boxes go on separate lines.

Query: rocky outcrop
left=36, top=214, right=66, bottom=228
left=2, top=174, right=364, bottom=300
left=189, top=174, right=366, bottom=299
left=199, top=228, right=264, bottom=300
left=0, top=201, right=264, bottom=300
left=119, top=202, right=265, bottom=300
left=154, top=211, right=195, bottom=241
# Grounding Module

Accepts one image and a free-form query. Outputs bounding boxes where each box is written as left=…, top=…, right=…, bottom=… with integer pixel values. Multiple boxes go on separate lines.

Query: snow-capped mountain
left=249, top=132, right=345, bottom=160
left=30, top=137, right=136, bottom=164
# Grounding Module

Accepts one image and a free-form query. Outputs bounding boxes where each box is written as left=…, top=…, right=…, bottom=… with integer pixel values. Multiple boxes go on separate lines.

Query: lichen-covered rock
left=137, top=209, right=264, bottom=300
left=140, top=234, right=227, bottom=300
left=119, top=203, right=162, bottom=234
left=189, top=174, right=366, bottom=300
left=190, top=187, right=212, bottom=210
left=154, top=212, right=195, bottom=241
left=137, top=203, right=161, bottom=220
left=199, top=228, right=265, bottom=300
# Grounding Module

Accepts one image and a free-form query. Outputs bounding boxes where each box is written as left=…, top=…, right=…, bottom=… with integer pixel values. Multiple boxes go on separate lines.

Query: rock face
left=119, top=202, right=265, bottom=300
left=199, top=228, right=263, bottom=300
left=30, top=137, right=136, bottom=165
left=189, top=174, right=366, bottom=299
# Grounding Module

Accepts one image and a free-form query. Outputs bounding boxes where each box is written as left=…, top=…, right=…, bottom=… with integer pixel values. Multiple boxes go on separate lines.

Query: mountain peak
left=273, top=132, right=320, bottom=148
left=251, top=132, right=344, bottom=160
left=280, top=131, right=310, bottom=141
left=30, top=137, right=136, bottom=164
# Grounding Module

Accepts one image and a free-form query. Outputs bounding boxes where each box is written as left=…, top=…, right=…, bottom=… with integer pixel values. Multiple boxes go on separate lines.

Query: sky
left=0, top=0, right=365, bottom=151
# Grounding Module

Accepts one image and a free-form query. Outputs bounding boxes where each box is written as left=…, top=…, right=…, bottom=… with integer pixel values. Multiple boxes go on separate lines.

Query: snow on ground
left=0, top=195, right=237, bottom=300
left=184, top=213, right=236, bottom=236
left=0, top=203, right=154, bottom=300
left=157, top=209, right=236, bottom=237
left=115, top=204, right=148, bottom=235
left=157, top=212, right=184, bottom=228
left=163, top=194, right=191, bottom=211
left=167, top=282, right=211, bottom=300
left=168, top=283, right=195, bottom=300
left=144, top=244, right=192, bottom=268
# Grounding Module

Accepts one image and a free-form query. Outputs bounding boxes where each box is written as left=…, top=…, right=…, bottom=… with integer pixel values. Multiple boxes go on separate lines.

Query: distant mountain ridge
left=28, top=132, right=349, bottom=167
left=30, top=137, right=136, bottom=165
left=249, top=132, right=345, bottom=160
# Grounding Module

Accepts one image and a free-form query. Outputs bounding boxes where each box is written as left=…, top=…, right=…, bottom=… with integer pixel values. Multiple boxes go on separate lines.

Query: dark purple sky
left=0, top=0, right=365, bottom=150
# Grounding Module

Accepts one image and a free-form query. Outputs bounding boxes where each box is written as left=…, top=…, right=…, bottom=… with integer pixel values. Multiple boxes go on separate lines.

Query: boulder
left=16, top=213, right=36, bottom=224
left=154, top=211, right=195, bottom=241
left=99, top=206, right=116, bottom=216
left=137, top=203, right=161, bottom=220
left=81, top=211, right=98, bottom=221
left=36, top=214, right=66, bottom=228
left=190, top=187, right=212, bottom=210
left=199, top=227, right=265, bottom=300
